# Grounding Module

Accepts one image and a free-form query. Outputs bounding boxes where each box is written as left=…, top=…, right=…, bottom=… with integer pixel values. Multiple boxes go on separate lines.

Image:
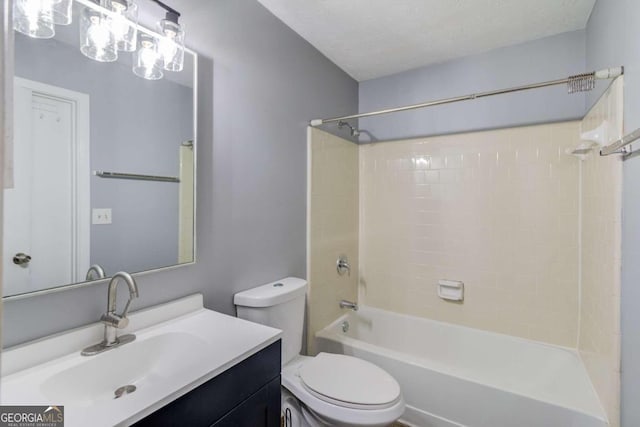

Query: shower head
left=567, top=67, right=624, bottom=94
left=338, top=120, right=360, bottom=137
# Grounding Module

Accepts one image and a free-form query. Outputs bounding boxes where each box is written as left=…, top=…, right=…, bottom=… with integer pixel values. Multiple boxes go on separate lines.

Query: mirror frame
left=3, top=1, right=198, bottom=301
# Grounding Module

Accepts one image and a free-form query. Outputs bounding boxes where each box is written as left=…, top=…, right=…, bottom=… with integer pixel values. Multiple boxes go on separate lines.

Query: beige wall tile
left=578, top=78, right=623, bottom=427
left=307, top=128, right=358, bottom=354
left=359, top=121, right=582, bottom=348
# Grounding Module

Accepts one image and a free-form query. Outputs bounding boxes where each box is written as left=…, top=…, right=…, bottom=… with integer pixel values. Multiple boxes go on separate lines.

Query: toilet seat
left=282, top=355, right=405, bottom=427
left=299, top=353, right=401, bottom=410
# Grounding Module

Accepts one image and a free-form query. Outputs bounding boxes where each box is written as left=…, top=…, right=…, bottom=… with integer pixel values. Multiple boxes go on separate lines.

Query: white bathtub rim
left=399, top=404, right=465, bottom=427
left=327, top=305, right=581, bottom=354
left=316, top=306, right=607, bottom=423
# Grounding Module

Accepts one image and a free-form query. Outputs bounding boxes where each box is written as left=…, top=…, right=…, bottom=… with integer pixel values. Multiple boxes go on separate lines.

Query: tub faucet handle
left=337, top=255, right=351, bottom=276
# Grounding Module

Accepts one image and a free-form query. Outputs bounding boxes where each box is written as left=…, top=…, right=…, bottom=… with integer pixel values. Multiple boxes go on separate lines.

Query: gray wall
left=13, top=33, right=193, bottom=277
left=358, top=30, right=586, bottom=142
left=586, top=1, right=640, bottom=425
left=2, top=0, right=358, bottom=347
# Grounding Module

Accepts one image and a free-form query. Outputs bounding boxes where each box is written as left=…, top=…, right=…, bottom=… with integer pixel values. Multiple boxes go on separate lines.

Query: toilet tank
left=234, top=277, right=307, bottom=366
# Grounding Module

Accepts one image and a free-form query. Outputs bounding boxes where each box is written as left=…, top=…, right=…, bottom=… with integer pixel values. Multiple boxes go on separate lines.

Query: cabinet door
left=212, top=377, right=281, bottom=427
left=133, top=341, right=281, bottom=427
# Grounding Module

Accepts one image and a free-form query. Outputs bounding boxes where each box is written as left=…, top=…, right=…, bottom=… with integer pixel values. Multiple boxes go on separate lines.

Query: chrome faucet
left=337, top=255, right=351, bottom=276
left=81, top=272, right=139, bottom=356
left=339, top=299, right=358, bottom=311
left=85, top=264, right=106, bottom=281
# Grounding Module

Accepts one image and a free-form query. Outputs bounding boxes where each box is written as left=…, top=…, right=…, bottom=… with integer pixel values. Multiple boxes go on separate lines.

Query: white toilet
left=234, top=277, right=405, bottom=427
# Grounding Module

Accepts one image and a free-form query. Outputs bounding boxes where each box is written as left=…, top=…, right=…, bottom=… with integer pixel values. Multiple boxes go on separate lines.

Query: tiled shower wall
left=307, top=128, right=358, bottom=354
left=359, top=122, right=582, bottom=346
left=579, top=78, right=623, bottom=426
left=308, top=90, right=622, bottom=424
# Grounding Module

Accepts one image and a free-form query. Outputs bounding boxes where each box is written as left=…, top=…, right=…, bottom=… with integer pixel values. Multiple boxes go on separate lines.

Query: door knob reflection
left=13, top=252, right=31, bottom=266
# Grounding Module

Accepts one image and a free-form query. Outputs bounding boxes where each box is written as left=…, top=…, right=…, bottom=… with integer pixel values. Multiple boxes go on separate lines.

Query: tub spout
left=340, top=299, right=358, bottom=311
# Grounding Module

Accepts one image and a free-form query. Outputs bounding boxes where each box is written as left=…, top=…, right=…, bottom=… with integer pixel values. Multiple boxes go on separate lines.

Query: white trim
left=306, top=126, right=312, bottom=282
left=305, top=126, right=313, bottom=354
left=0, top=0, right=12, bottom=337
left=12, top=77, right=90, bottom=285
left=191, top=51, right=198, bottom=265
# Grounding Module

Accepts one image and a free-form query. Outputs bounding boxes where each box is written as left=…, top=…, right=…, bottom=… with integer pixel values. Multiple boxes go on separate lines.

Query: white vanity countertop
left=0, top=294, right=282, bottom=427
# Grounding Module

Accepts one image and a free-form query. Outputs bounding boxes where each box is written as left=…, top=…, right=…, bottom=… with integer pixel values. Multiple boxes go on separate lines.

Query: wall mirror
left=4, top=0, right=197, bottom=299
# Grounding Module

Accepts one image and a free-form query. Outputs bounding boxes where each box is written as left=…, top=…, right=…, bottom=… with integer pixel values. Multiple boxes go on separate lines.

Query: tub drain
left=114, top=385, right=137, bottom=399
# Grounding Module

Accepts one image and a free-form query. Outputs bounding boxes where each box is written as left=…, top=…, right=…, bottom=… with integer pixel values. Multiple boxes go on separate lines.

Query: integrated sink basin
left=41, top=332, right=209, bottom=406
left=1, top=294, right=282, bottom=427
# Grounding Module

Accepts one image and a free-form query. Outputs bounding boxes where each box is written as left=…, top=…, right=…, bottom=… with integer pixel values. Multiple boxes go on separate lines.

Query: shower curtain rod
left=309, top=67, right=624, bottom=126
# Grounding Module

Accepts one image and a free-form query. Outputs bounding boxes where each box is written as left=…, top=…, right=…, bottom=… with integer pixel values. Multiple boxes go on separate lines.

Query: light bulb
left=110, top=14, right=130, bottom=43
left=140, top=41, right=158, bottom=66
left=14, top=0, right=56, bottom=38
left=133, top=35, right=163, bottom=80
left=158, top=33, right=177, bottom=64
left=105, top=0, right=138, bottom=52
left=157, top=18, right=184, bottom=72
left=80, top=7, right=117, bottom=62
left=88, top=16, right=111, bottom=50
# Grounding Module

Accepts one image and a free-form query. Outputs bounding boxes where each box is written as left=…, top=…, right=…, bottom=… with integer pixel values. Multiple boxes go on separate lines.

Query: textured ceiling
left=256, top=0, right=596, bottom=81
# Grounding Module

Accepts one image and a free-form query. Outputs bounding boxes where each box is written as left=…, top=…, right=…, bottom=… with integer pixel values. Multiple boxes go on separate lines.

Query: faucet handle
left=337, top=255, right=351, bottom=276
left=101, top=312, right=129, bottom=329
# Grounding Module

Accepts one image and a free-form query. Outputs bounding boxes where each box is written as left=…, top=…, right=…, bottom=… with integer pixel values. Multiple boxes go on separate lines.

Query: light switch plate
left=92, top=208, right=112, bottom=225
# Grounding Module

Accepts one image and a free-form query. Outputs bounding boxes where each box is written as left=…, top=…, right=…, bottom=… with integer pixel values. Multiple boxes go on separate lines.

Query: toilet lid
left=299, top=353, right=401, bottom=408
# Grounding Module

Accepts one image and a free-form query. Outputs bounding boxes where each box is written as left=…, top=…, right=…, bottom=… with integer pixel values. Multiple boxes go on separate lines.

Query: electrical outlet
left=92, top=208, right=112, bottom=225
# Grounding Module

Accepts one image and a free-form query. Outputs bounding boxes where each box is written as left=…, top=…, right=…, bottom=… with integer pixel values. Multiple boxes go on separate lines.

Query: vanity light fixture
left=13, top=0, right=186, bottom=81
left=105, top=0, right=138, bottom=52
left=79, top=1, right=118, bottom=62
left=13, top=0, right=56, bottom=39
left=133, top=33, right=163, bottom=80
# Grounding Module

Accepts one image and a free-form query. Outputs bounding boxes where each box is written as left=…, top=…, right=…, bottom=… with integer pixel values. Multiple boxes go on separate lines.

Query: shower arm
left=309, top=67, right=624, bottom=127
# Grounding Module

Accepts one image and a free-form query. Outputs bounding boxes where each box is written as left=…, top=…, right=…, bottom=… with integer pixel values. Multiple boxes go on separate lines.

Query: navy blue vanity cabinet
left=133, top=340, right=281, bottom=427
left=211, top=377, right=281, bottom=427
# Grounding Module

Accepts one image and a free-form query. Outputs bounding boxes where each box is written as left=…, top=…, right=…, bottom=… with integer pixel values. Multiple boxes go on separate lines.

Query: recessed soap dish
left=438, top=279, right=464, bottom=302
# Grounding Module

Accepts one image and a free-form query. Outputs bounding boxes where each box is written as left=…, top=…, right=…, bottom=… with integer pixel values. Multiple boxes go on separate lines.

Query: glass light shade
left=105, top=0, right=138, bottom=52
left=157, top=18, right=185, bottom=72
left=79, top=7, right=118, bottom=62
left=52, top=0, right=73, bottom=25
left=13, top=0, right=56, bottom=39
left=133, top=34, right=163, bottom=80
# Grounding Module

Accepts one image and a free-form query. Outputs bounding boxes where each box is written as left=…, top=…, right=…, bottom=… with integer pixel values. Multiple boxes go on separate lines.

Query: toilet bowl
left=282, top=354, right=404, bottom=426
left=234, top=278, right=405, bottom=427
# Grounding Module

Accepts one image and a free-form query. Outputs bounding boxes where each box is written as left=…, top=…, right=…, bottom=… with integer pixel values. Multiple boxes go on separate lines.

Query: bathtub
left=315, top=306, right=607, bottom=427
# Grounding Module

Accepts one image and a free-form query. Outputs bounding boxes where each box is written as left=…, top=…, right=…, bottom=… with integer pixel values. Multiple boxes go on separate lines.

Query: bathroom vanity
left=0, top=295, right=282, bottom=427
left=135, top=341, right=281, bottom=426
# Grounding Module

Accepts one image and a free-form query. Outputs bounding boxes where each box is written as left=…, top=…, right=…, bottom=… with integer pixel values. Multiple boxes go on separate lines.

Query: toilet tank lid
left=234, top=277, right=308, bottom=307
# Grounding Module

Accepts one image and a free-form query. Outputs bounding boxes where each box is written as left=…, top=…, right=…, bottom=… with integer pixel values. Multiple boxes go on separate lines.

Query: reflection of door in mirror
left=3, top=78, right=90, bottom=296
